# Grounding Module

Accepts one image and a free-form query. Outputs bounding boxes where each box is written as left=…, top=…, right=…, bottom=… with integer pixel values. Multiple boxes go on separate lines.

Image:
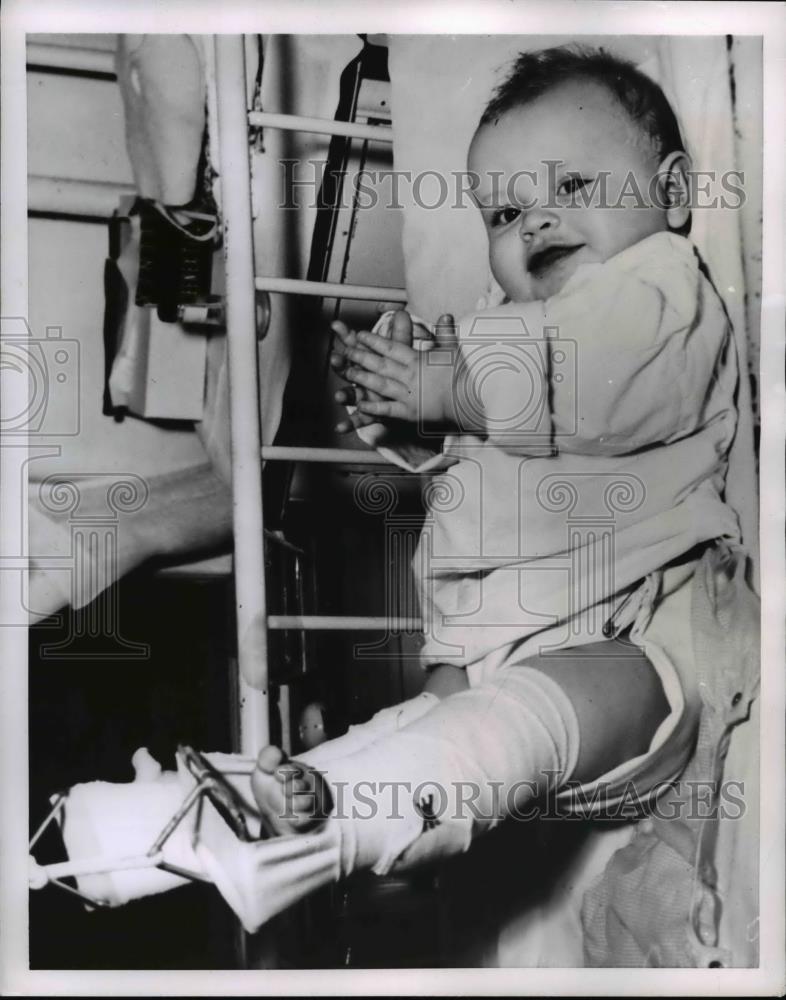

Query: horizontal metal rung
left=268, top=615, right=422, bottom=631
left=255, top=275, right=407, bottom=303
left=261, top=446, right=396, bottom=464
left=27, top=42, right=116, bottom=76
left=28, top=176, right=135, bottom=217
left=249, top=111, right=392, bottom=143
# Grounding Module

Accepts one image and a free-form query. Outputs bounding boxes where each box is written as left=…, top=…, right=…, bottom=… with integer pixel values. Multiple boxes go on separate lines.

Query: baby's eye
left=557, top=176, right=591, bottom=197
left=490, top=206, right=521, bottom=228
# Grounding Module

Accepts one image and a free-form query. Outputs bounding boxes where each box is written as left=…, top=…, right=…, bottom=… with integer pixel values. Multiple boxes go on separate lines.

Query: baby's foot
left=250, top=746, right=332, bottom=836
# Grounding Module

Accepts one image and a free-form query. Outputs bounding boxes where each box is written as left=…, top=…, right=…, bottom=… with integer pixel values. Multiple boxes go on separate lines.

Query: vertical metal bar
left=214, top=36, right=270, bottom=753
left=279, top=683, right=292, bottom=756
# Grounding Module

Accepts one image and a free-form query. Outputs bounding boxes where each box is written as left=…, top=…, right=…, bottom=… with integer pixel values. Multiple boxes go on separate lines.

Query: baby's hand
left=331, top=310, right=458, bottom=428
left=330, top=314, right=411, bottom=434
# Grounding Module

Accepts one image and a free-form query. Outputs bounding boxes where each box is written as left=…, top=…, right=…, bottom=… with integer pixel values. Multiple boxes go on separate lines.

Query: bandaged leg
left=36, top=671, right=578, bottom=934
left=299, top=692, right=439, bottom=768
left=232, top=666, right=580, bottom=931
left=322, top=666, right=580, bottom=876
left=248, top=692, right=439, bottom=836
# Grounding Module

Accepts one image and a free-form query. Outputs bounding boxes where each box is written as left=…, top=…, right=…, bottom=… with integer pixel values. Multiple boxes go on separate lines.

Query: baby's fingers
left=335, top=408, right=378, bottom=433
left=330, top=320, right=365, bottom=350
left=356, top=329, right=415, bottom=364
left=334, top=381, right=386, bottom=433
left=341, top=343, right=409, bottom=381
left=357, top=399, right=410, bottom=421
left=389, top=309, right=414, bottom=344
left=334, top=386, right=358, bottom=406
left=329, top=350, right=349, bottom=375
left=434, top=313, right=457, bottom=346
left=335, top=385, right=383, bottom=408
left=330, top=351, right=377, bottom=383
left=345, top=367, right=408, bottom=400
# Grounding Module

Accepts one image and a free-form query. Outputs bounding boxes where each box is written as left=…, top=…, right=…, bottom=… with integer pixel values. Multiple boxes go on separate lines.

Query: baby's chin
left=529, top=273, right=575, bottom=301
left=531, top=248, right=593, bottom=300
left=504, top=249, right=593, bottom=303
left=503, top=271, right=575, bottom=304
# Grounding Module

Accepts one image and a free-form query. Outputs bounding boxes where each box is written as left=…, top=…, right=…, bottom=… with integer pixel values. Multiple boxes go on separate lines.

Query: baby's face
left=469, top=80, right=670, bottom=302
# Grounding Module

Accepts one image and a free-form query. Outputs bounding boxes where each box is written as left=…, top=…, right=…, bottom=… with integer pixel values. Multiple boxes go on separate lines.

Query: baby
left=250, top=47, right=740, bottom=887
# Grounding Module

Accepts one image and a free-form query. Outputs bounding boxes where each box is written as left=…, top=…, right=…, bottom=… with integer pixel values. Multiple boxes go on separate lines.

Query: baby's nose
left=519, top=207, right=559, bottom=241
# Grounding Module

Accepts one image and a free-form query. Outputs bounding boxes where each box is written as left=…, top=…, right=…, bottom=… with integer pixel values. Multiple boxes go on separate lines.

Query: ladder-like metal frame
left=27, top=36, right=422, bottom=758
left=215, top=37, right=414, bottom=756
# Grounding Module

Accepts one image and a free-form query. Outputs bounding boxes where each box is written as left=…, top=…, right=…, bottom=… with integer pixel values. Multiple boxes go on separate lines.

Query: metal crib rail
left=255, top=275, right=406, bottom=302
left=249, top=110, right=393, bottom=144
left=262, top=445, right=397, bottom=463
left=28, top=176, right=136, bottom=217
left=215, top=36, right=272, bottom=753
left=216, top=39, right=420, bottom=757
left=26, top=41, right=116, bottom=76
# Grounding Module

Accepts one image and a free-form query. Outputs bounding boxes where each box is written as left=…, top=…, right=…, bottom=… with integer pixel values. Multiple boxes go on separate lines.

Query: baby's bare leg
left=524, top=637, right=669, bottom=784
left=416, top=643, right=666, bottom=783
left=422, top=643, right=668, bottom=784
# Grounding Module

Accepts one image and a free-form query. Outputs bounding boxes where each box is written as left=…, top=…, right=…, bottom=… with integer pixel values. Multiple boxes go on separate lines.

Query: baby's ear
left=656, top=151, right=692, bottom=232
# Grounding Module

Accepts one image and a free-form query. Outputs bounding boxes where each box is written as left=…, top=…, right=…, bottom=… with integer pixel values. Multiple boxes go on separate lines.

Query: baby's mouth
left=527, top=243, right=585, bottom=278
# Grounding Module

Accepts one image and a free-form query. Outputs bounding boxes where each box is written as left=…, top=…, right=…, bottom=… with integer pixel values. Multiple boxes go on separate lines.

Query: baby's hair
left=480, top=45, right=687, bottom=163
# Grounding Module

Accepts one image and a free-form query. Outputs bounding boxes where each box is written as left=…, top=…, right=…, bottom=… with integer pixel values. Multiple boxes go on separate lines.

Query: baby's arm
left=448, top=246, right=726, bottom=457
left=501, top=243, right=728, bottom=457
left=543, top=263, right=728, bottom=456
left=334, top=242, right=725, bottom=457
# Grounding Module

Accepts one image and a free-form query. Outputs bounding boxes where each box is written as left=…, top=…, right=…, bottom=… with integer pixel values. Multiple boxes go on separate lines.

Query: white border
left=2, top=1, right=784, bottom=995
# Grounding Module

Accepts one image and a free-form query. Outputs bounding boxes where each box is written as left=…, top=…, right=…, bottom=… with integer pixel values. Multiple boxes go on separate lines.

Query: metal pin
left=146, top=779, right=209, bottom=857
left=50, top=878, right=109, bottom=909
left=29, top=792, right=66, bottom=851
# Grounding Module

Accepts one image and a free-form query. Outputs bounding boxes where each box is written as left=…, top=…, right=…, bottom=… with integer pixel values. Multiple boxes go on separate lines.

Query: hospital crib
left=26, top=32, right=764, bottom=972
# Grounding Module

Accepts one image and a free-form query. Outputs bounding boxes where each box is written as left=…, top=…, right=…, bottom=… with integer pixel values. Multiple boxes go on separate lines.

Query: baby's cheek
left=489, top=244, right=532, bottom=303
left=496, top=269, right=535, bottom=304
